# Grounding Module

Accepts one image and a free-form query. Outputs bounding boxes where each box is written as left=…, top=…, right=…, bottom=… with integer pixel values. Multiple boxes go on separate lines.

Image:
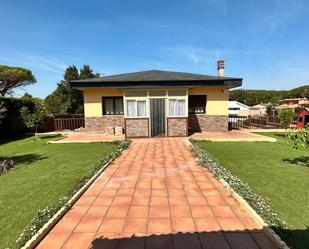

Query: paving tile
left=147, top=218, right=172, bottom=234
left=172, top=233, right=202, bottom=249
left=84, top=206, right=109, bottom=218
left=151, top=189, right=168, bottom=196
left=106, top=205, right=129, bottom=218
left=217, top=217, right=245, bottom=231
left=98, top=218, right=125, bottom=233
left=93, top=196, right=114, bottom=206
left=75, top=196, right=96, bottom=206
left=131, top=196, right=150, bottom=206
left=123, top=218, right=148, bottom=233
left=51, top=216, right=81, bottom=233
left=171, top=217, right=196, bottom=232
left=61, top=232, right=95, bottom=249
left=194, top=218, right=221, bottom=232
left=187, top=196, right=208, bottom=206
left=117, top=188, right=135, bottom=196
left=211, top=206, right=236, bottom=218
left=145, top=234, right=173, bottom=249
left=170, top=205, right=192, bottom=218
left=169, top=197, right=188, bottom=206
left=191, top=205, right=214, bottom=218
left=127, top=205, right=149, bottom=218
left=199, top=232, right=230, bottom=249
left=149, top=205, right=170, bottom=218
left=112, top=196, right=132, bottom=206
left=36, top=232, right=70, bottom=249
left=150, top=196, right=169, bottom=206
left=225, top=232, right=260, bottom=249
left=117, top=236, right=146, bottom=249
left=74, top=217, right=102, bottom=232
left=206, top=196, right=228, bottom=206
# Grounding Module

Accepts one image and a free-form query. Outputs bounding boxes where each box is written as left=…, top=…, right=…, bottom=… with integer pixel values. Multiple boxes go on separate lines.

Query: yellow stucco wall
left=83, top=88, right=123, bottom=117
left=83, top=86, right=228, bottom=117
left=188, top=86, right=229, bottom=115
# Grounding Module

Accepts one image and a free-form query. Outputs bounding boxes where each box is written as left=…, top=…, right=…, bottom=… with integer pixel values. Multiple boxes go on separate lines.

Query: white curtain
left=137, top=101, right=146, bottom=116
left=169, top=99, right=177, bottom=116
left=126, top=100, right=136, bottom=116
left=169, top=99, right=185, bottom=116
left=178, top=99, right=185, bottom=116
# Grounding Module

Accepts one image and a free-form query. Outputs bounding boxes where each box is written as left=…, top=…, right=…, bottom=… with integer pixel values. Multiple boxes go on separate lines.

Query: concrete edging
left=184, top=138, right=290, bottom=249
left=21, top=149, right=124, bottom=249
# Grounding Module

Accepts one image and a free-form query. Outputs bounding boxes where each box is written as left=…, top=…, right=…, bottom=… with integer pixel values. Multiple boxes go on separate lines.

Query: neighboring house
left=70, top=61, right=242, bottom=138
left=228, top=101, right=250, bottom=116
left=250, top=103, right=267, bottom=116
left=296, top=107, right=309, bottom=128
left=277, top=98, right=309, bottom=110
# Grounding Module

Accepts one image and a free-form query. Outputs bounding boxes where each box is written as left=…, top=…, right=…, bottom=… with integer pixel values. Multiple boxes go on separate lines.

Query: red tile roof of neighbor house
left=70, top=70, right=242, bottom=89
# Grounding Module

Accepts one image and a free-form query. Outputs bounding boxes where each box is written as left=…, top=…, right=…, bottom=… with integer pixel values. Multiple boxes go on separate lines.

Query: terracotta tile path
left=37, top=138, right=279, bottom=249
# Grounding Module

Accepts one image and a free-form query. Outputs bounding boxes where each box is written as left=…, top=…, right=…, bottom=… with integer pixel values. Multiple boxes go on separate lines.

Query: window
left=299, top=117, right=303, bottom=122
left=102, top=97, right=124, bottom=115
left=168, top=90, right=186, bottom=96
left=229, top=107, right=240, bottom=111
left=189, top=95, right=206, bottom=114
left=169, top=99, right=185, bottom=116
left=126, top=100, right=147, bottom=117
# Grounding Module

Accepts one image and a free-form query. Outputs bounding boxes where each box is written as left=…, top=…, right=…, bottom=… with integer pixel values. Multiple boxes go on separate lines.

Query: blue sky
left=1, top=0, right=309, bottom=98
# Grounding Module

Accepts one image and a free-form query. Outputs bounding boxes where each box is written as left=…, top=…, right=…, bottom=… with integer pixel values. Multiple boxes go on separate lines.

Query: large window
left=126, top=100, right=147, bottom=117
left=189, top=95, right=206, bottom=114
left=102, top=97, right=124, bottom=115
left=169, top=99, right=186, bottom=116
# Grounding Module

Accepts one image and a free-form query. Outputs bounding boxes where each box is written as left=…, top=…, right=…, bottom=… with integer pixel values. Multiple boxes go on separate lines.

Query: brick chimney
left=217, top=60, right=225, bottom=77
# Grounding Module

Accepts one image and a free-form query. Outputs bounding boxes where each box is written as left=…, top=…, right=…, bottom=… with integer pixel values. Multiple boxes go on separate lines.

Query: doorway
left=150, top=98, right=165, bottom=137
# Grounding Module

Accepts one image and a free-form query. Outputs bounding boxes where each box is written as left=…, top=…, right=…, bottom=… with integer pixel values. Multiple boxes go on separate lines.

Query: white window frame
left=124, top=89, right=188, bottom=118
left=124, top=90, right=148, bottom=118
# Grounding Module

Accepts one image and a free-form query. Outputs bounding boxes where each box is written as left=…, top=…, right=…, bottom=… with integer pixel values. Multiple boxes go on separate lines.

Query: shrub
left=0, top=159, right=16, bottom=175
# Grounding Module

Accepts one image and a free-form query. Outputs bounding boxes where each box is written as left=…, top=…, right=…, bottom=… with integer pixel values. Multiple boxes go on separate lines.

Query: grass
left=0, top=135, right=118, bottom=249
left=194, top=132, right=309, bottom=249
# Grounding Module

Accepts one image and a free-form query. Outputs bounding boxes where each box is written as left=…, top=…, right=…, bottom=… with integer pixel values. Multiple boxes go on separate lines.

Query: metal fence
left=228, top=116, right=285, bottom=130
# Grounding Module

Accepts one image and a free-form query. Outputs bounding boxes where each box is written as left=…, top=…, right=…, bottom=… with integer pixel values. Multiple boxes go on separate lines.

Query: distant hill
left=229, top=85, right=309, bottom=106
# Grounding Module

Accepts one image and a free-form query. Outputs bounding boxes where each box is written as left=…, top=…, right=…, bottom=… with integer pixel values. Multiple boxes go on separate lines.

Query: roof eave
left=70, top=79, right=242, bottom=89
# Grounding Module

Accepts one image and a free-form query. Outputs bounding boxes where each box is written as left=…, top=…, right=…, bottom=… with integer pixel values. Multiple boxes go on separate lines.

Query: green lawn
left=194, top=133, right=309, bottom=249
left=0, top=135, right=118, bottom=249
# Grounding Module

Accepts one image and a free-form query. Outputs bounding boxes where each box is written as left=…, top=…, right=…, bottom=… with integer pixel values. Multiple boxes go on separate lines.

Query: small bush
left=0, top=159, right=16, bottom=175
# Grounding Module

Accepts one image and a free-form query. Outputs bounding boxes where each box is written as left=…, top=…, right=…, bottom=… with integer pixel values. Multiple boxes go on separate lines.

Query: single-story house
left=228, top=101, right=250, bottom=116
left=70, top=61, right=242, bottom=138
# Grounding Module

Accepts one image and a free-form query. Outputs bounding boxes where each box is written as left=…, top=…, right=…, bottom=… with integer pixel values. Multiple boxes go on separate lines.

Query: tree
left=20, top=100, right=46, bottom=139
left=44, top=65, right=99, bottom=115
left=0, top=65, right=36, bottom=96
left=289, top=125, right=309, bottom=149
left=278, top=108, right=295, bottom=136
left=0, top=101, right=6, bottom=125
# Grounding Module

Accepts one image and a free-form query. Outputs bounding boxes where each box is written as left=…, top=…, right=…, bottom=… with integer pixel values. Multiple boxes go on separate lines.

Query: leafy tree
left=0, top=65, right=36, bottom=96
left=0, top=101, right=7, bottom=125
left=230, top=85, right=309, bottom=106
left=20, top=100, right=46, bottom=139
left=45, top=65, right=99, bottom=115
left=266, top=104, right=275, bottom=116
left=278, top=109, right=295, bottom=136
left=289, top=125, right=309, bottom=149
